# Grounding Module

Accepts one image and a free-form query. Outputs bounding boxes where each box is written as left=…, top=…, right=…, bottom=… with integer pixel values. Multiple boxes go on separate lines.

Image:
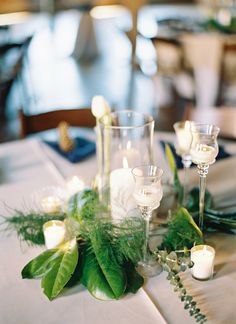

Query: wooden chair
left=0, top=36, right=33, bottom=119
left=19, top=108, right=96, bottom=138
left=185, top=106, right=236, bottom=140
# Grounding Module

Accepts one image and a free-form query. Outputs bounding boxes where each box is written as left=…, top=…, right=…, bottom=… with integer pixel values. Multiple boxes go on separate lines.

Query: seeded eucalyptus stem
left=154, top=250, right=207, bottom=323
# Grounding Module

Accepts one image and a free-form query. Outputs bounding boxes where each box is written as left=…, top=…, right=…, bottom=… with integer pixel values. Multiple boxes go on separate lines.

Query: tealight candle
left=66, top=176, right=85, bottom=197
left=191, top=245, right=215, bottom=281
left=41, top=196, right=62, bottom=214
left=43, top=220, right=66, bottom=249
left=190, top=144, right=218, bottom=165
left=174, top=121, right=192, bottom=156
left=133, top=185, right=163, bottom=209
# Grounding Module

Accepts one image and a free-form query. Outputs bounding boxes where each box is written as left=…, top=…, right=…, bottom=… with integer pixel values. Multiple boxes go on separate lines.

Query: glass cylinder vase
left=97, top=110, right=155, bottom=219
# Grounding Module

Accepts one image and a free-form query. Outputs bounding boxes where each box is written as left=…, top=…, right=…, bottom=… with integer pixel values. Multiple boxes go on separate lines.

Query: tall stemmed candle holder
left=190, top=124, right=220, bottom=231
left=173, top=121, right=194, bottom=206
left=132, top=165, right=163, bottom=277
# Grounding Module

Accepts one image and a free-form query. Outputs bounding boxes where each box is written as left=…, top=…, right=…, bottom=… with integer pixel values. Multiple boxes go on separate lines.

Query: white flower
left=91, top=95, right=111, bottom=119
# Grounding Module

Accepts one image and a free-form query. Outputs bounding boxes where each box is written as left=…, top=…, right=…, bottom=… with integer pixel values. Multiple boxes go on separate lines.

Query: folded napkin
left=44, top=137, right=96, bottom=163
left=160, top=141, right=231, bottom=169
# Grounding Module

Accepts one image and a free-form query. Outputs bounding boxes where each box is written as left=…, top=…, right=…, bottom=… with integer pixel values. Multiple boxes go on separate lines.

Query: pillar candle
left=110, top=167, right=136, bottom=219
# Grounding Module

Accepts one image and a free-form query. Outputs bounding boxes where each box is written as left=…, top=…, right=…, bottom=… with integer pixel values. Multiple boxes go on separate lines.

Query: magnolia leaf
left=81, top=223, right=127, bottom=300
left=124, top=262, right=144, bottom=294
left=89, top=227, right=127, bottom=299
left=181, top=207, right=203, bottom=237
left=165, top=143, right=176, bottom=174
left=80, top=245, right=118, bottom=300
left=41, top=239, right=79, bottom=300
left=22, top=249, right=62, bottom=279
left=187, top=187, right=213, bottom=213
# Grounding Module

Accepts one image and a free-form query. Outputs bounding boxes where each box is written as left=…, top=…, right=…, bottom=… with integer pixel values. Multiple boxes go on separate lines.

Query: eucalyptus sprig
left=154, top=250, right=207, bottom=323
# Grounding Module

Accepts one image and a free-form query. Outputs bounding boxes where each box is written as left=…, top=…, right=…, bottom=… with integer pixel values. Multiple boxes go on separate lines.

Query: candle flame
left=122, top=156, right=129, bottom=168
left=184, top=120, right=191, bottom=130
left=126, top=140, right=131, bottom=150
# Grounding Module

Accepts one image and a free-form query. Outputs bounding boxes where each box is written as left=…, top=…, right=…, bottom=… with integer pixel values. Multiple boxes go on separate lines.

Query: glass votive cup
left=32, top=186, right=67, bottom=214
left=43, top=220, right=66, bottom=249
left=190, top=245, right=215, bottom=281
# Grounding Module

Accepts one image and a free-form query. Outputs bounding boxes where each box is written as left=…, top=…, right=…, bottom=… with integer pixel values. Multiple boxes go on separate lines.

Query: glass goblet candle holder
left=174, top=120, right=194, bottom=206
left=32, top=186, right=67, bottom=214
left=190, top=124, right=220, bottom=231
left=132, top=165, right=163, bottom=278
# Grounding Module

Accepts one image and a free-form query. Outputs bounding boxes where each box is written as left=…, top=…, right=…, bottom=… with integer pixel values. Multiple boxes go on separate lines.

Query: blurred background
left=1, top=0, right=236, bottom=142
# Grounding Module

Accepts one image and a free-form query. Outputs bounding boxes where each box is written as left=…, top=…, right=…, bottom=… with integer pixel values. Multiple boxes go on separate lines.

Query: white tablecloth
left=0, top=133, right=236, bottom=324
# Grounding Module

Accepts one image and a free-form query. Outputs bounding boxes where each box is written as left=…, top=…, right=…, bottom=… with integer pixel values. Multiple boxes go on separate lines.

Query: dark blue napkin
left=44, top=137, right=96, bottom=163
left=160, top=141, right=231, bottom=169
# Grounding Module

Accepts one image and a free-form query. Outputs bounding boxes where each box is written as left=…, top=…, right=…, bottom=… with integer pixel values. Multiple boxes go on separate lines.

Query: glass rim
left=131, top=165, right=163, bottom=179
left=190, top=123, right=220, bottom=135
left=190, top=244, right=215, bottom=255
left=43, top=220, right=65, bottom=231
left=98, top=109, right=154, bottom=129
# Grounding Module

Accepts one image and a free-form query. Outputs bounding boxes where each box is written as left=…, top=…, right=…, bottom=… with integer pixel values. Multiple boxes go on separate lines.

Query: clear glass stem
left=143, top=217, right=150, bottom=263
left=141, top=208, right=152, bottom=264
left=182, top=155, right=192, bottom=206
left=197, top=164, right=209, bottom=231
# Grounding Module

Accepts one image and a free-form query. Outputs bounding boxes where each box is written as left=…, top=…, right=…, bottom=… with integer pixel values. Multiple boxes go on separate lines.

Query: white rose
left=91, top=95, right=111, bottom=119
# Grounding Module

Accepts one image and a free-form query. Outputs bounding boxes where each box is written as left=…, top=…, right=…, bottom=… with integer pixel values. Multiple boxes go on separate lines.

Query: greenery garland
left=2, top=187, right=206, bottom=323
left=3, top=144, right=227, bottom=323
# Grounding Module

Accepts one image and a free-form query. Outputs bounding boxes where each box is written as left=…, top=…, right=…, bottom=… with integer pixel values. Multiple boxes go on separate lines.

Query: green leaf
left=186, top=187, right=213, bottom=213
left=68, top=189, right=99, bottom=222
left=81, top=222, right=127, bottom=300
left=181, top=208, right=203, bottom=237
left=41, top=239, right=79, bottom=300
left=161, top=207, right=203, bottom=251
left=165, top=143, right=176, bottom=175
left=124, top=262, right=144, bottom=294
left=65, top=241, right=83, bottom=288
left=89, top=225, right=127, bottom=299
left=204, top=212, right=236, bottom=231
left=80, top=245, right=118, bottom=300
left=165, top=144, right=183, bottom=204
left=22, top=249, right=62, bottom=279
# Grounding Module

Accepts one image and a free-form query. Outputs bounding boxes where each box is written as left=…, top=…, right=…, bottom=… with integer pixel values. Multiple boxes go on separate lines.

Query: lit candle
left=190, top=144, right=218, bottom=165
left=110, top=159, right=136, bottom=219
left=133, top=185, right=163, bottom=209
left=43, top=220, right=66, bottom=249
left=174, top=121, right=192, bottom=156
left=112, top=141, right=140, bottom=169
left=191, top=245, right=215, bottom=280
left=66, top=176, right=85, bottom=197
left=41, top=196, right=62, bottom=214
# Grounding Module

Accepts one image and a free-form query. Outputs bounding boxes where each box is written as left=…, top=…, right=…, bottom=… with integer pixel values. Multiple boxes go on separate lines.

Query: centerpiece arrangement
left=3, top=97, right=236, bottom=323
